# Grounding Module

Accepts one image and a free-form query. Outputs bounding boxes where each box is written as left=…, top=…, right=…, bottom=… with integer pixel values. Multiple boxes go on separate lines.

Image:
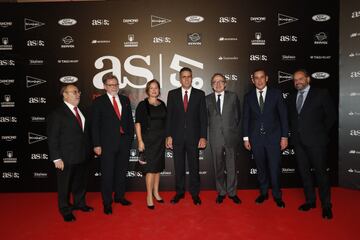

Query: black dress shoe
left=63, top=213, right=76, bottom=222
left=114, top=198, right=132, bottom=206
left=298, top=203, right=316, bottom=211
left=103, top=206, right=112, bottom=215
left=255, top=194, right=269, bottom=204
left=147, top=205, right=155, bottom=210
left=170, top=194, right=185, bottom=204
left=73, top=205, right=94, bottom=212
left=192, top=195, right=202, bottom=205
left=216, top=195, right=226, bottom=204
left=229, top=195, right=242, bottom=204
left=274, top=198, right=285, bottom=208
left=322, top=207, right=333, bottom=220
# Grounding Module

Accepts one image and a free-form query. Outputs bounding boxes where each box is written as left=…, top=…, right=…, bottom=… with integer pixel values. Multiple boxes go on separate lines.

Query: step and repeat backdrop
left=339, top=1, right=360, bottom=189
left=0, top=0, right=340, bottom=192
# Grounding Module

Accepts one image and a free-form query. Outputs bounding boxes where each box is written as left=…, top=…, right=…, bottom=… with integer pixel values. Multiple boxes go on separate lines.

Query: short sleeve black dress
left=135, top=99, right=166, bottom=173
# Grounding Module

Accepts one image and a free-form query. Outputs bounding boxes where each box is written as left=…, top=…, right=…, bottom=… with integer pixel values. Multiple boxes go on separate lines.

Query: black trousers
left=173, top=140, right=200, bottom=196
left=294, top=141, right=331, bottom=208
left=56, top=162, right=89, bottom=216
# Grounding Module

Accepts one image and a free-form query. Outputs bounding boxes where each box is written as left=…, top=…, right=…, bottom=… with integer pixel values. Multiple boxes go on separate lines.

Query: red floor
left=0, top=187, right=358, bottom=240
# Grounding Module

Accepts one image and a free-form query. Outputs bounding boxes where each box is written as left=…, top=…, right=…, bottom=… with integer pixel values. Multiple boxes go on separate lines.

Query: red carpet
left=0, top=187, right=358, bottom=240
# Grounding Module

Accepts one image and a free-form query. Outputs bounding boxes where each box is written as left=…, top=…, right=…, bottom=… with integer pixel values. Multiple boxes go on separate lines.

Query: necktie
left=73, top=107, right=83, bottom=130
left=112, top=96, right=124, bottom=134
left=217, top=94, right=221, bottom=114
left=296, top=91, right=304, bottom=114
left=259, top=91, right=264, bottom=113
left=184, top=90, right=188, bottom=112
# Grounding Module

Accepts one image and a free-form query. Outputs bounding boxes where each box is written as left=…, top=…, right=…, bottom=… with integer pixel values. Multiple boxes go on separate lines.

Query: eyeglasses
left=105, top=84, right=119, bottom=87
left=65, top=90, right=81, bottom=95
left=212, top=81, right=225, bottom=85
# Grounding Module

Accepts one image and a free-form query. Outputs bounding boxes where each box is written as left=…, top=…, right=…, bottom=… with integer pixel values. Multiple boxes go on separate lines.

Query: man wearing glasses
left=206, top=73, right=242, bottom=204
left=92, top=74, right=134, bottom=215
left=47, top=84, right=93, bottom=222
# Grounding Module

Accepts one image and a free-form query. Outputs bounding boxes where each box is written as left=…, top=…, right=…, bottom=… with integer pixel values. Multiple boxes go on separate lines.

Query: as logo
left=249, top=54, right=267, bottom=61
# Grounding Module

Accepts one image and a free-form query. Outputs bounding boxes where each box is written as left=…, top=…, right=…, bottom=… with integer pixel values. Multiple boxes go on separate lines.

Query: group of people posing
left=47, top=67, right=336, bottom=222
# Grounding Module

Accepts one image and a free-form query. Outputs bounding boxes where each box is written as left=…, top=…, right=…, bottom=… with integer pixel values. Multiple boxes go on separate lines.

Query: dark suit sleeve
left=242, top=94, right=250, bottom=138
left=91, top=98, right=101, bottom=147
left=276, top=91, right=289, bottom=138
left=322, top=90, right=336, bottom=132
left=166, top=91, right=174, bottom=137
left=46, top=110, right=62, bottom=161
left=199, top=91, right=208, bottom=139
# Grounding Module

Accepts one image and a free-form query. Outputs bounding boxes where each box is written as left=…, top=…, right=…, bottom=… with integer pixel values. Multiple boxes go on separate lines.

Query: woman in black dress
left=135, top=79, right=166, bottom=209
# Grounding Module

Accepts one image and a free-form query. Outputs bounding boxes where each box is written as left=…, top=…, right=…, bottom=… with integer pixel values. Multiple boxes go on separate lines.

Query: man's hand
left=198, top=138, right=207, bottom=149
left=94, top=146, right=102, bottom=156
left=243, top=140, right=251, bottom=151
left=54, top=160, right=64, bottom=171
left=166, top=137, right=173, bottom=149
left=280, top=137, right=288, bottom=151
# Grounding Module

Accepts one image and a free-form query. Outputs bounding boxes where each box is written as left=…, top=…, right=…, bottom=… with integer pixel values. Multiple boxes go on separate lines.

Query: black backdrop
left=0, top=0, right=341, bottom=192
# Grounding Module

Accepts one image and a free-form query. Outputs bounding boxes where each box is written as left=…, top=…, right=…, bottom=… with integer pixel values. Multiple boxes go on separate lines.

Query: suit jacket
left=166, top=87, right=207, bottom=144
left=47, top=102, right=91, bottom=165
left=288, top=87, right=336, bottom=147
left=206, top=91, right=241, bottom=148
left=242, top=87, right=288, bottom=145
left=92, top=93, right=134, bottom=150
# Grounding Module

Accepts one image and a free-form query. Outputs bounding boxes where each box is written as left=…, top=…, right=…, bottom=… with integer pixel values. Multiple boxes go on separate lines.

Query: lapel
left=118, top=94, right=125, bottom=117
left=209, top=92, right=220, bottom=116
left=104, top=94, right=121, bottom=120
left=251, top=89, right=261, bottom=114
left=262, top=88, right=271, bottom=113
left=299, top=87, right=313, bottom=115
left=221, top=91, right=228, bottom=116
left=62, top=103, right=83, bottom=131
left=177, top=88, right=185, bottom=112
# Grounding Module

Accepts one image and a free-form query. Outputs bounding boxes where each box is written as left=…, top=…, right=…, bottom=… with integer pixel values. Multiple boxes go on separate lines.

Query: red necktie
left=184, top=90, right=188, bottom=112
left=73, top=107, right=83, bottom=130
left=112, top=96, right=124, bottom=134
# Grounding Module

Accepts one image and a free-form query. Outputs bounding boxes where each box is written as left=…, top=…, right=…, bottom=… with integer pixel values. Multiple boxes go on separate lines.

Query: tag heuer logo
left=151, top=15, right=171, bottom=27
left=278, top=14, right=298, bottom=26
left=24, top=18, right=45, bottom=30
left=28, top=132, right=47, bottom=144
left=26, top=76, right=47, bottom=88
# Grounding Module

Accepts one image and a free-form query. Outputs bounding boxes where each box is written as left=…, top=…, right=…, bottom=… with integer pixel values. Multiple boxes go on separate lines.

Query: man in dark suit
left=288, top=69, right=336, bottom=219
left=166, top=67, right=207, bottom=205
left=206, top=73, right=241, bottom=204
left=242, top=69, right=288, bottom=208
left=92, top=74, right=134, bottom=215
left=47, top=84, right=93, bottom=222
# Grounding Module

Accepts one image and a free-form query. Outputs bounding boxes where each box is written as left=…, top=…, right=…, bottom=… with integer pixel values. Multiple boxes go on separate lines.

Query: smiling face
left=252, top=70, right=268, bottom=90
left=63, top=85, right=81, bottom=106
left=212, top=74, right=226, bottom=93
left=103, top=78, right=119, bottom=96
left=147, top=81, right=160, bottom=98
left=180, top=70, right=192, bottom=90
left=293, top=71, right=310, bottom=91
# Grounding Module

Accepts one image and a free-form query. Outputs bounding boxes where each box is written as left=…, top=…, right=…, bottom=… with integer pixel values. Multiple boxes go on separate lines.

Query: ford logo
left=311, top=72, right=330, bottom=79
left=59, top=76, right=78, bottom=83
left=312, top=14, right=330, bottom=22
left=185, top=15, right=204, bottom=23
left=58, top=18, right=77, bottom=26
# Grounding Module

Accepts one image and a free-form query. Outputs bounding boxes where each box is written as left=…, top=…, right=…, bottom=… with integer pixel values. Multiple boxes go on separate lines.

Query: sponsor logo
left=153, top=36, right=172, bottom=44
left=0, top=37, right=12, bottom=51
left=249, top=54, right=267, bottom=61
left=218, top=36, right=238, bottom=41
left=348, top=111, right=360, bottom=116
left=26, top=76, right=47, bottom=88
left=28, top=132, right=47, bottom=144
left=28, top=97, right=46, bottom=104
left=123, top=18, right=139, bottom=25
left=250, top=16, right=266, bottom=23
left=1, top=95, right=15, bottom=108
left=1, top=135, right=17, bottom=141
left=348, top=168, right=360, bottom=174
left=0, top=79, right=15, bottom=85
left=129, top=149, right=138, bottom=162
left=350, top=71, right=360, bottom=78
left=349, top=52, right=360, bottom=58
left=92, top=19, right=110, bottom=26
left=352, top=11, right=360, bottom=19
left=57, top=59, right=79, bottom=64
left=282, top=92, right=290, bottom=99
left=0, top=116, right=17, bottom=123
left=94, top=172, right=102, bottom=177
left=349, top=92, right=360, bottom=96
left=349, top=149, right=360, bottom=154
left=218, top=56, right=239, bottom=61
left=311, top=72, right=330, bottom=79
left=282, top=149, right=295, bottom=155
left=314, top=32, right=328, bottom=44
left=278, top=13, right=298, bottom=26
left=61, top=36, right=74, bottom=48
left=224, top=74, right=238, bottom=81
left=31, top=116, right=45, bottom=122
left=2, top=172, right=20, bottom=179
left=350, top=32, right=360, bottom=38
left=0, top=21, right=12, bottom=28
left=126, top=171, right=143, bottom=178
left=165, top=150, right=173, bottom=158
left=91, top=39, right=111, bottom=44
left=33, top=172, right=48, bottom=178
left=278, top=71, right=293, bottom=83
left=282, top=168, right=295, bottom=173
left=280, top=35, right=298, bottom=42
left=27, top=40, right=45, bottom=47
left=160, top=171, right=172, bottom=176
left=282, top=55, right=296, bottom=61
left=251, top=32, right=265, bottom=45
left=58, top=18, right=77, bottom=26
left=310, top=55, right=331, bottom=60
left=187, top=33, right=202, bottom=46
left=185, top=15, right=204, bottom=23
left=0, top=59, right=15, bottom=66
left=29, top=59, right=44, bottom=65
left=59, top=76, right=78, bottom=83
left=250, top=168, right=258, bottom=175
left=31, top=153, right=48, bottom=160
left=124, top=34, right=139, bottom=47
left=219, top=16, right=237, bottom=23
left=3, top=151, right=17, bottom=163
left=350, top=129, right=360, bottom=136
left=151, top=15, right=171, bottom=27
left=312, top=14, right=331, bottom=22
left=24, top=18, right=44, bottom=30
